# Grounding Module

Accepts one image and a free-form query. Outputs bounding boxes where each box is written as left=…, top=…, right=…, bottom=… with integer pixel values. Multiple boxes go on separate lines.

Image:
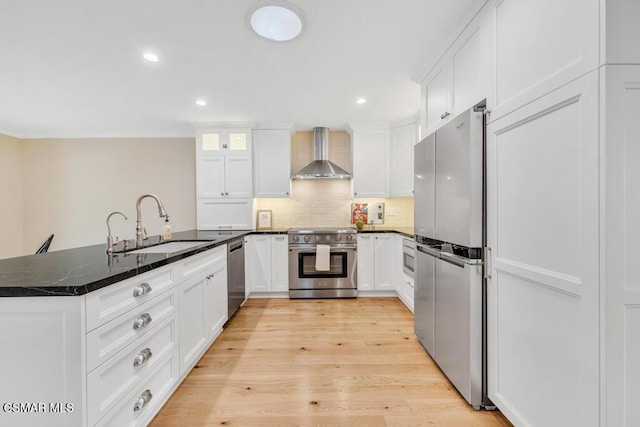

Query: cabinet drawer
left=86, top=265, right=176, bottom=331
left=95, top=348, right=179, bottom=427
left=87, top=316, right=177, bottom=426
left=182, top=245, right=226, bottom=279
left=87, top=290, right=177, bottom=372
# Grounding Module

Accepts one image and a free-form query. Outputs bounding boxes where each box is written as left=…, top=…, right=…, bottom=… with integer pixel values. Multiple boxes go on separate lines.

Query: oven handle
left=288, top=245, right=357, bottom=251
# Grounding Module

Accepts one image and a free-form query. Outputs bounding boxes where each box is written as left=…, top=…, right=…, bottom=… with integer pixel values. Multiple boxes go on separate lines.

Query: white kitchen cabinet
left=373, top=234, right=395, bottom=290
left=357, top=234, right=396, bottom=291
left=197, top=155, right=252, bottom=199
left=390, top=123, right=418, bottom=197
left=350, top=125, right=390, bottom=198
left=253, top=129, right=292, bottom=198
left=178, top=247, right=227, bottom=375
left=196, top=128, right=252, bottom=156
left=603, top=65, right=640, bottom=427
left=356, top=234, right=375, bottom=291
left=486, top=72, right=599, bottom=427
left=398, top=272, right=415, bottom=313
left=245, top=234, right=289, bottom=295
left=424, top=60, right=452, bottom=131
left=196, top=198, right=253, bottom=230
left=271, top=235, right=289, bottom=292
left=195, top=126, right=253, bottom=229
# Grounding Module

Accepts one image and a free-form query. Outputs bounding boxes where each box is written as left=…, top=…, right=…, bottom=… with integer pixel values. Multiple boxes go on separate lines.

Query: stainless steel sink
left=127, top=241, right=212, bottom=254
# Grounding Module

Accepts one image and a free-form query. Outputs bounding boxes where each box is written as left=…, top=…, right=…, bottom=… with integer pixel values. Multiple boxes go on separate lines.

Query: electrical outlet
left=387, top=208, right=396, bottom=216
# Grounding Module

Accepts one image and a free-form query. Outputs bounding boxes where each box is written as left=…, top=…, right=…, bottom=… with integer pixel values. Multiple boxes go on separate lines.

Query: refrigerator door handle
left=417, top=245, right=440, bottom=258
left=439, top=252, right=467, bottom=268
left=484, top=247, right=492, bottom=279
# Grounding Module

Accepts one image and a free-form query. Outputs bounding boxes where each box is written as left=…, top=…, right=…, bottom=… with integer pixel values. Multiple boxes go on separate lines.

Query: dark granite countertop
left=0, top=227, right=413, bottom=298
left=0, top=229, right=251, bottom=297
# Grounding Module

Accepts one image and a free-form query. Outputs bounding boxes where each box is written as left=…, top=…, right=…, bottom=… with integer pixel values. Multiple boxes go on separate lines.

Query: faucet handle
left=142, top=227, right=148, bottom=240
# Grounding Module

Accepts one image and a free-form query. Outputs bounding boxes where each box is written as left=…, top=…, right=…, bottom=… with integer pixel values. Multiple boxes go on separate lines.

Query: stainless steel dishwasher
left=227, top=238, right=245, bottom=320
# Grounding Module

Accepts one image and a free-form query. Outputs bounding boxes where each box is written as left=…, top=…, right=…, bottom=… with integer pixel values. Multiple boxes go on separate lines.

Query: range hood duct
left=291, top=127, right=352, bottom=180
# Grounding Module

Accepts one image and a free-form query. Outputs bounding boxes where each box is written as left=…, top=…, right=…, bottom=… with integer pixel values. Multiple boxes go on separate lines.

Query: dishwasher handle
left=229, top=239, right=243, bottom=253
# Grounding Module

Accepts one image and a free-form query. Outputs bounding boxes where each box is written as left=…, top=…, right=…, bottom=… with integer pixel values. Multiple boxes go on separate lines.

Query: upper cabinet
left=390, top=123, right=418, bottom=197
left=195, top=125, right=254, bottom=230
left=196, top=128, right=252, bottom=156
left=350, top=125, right=390, bottom=198
left=195, top=127, right=253, bottom=199
left=253, top=129, right=292, bottom=198
left=424, top=62, right=452, bottom=131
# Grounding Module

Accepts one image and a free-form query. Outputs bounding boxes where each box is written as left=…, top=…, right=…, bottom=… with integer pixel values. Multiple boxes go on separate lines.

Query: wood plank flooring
left=150, top=298, right=512, bottom=427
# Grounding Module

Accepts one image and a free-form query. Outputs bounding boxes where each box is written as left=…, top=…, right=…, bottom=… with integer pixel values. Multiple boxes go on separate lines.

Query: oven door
left=288, top=245, right=357, bottom=292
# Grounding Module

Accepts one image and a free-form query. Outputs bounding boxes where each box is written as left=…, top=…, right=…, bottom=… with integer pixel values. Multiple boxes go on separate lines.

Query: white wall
left=20, top=137, right=196, bottom=253
left=0, top=134, right=24, bottom=258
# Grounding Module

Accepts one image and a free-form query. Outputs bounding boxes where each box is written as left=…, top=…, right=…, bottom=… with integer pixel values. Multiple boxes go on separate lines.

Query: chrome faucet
left=106, top=211, right=127, bottom=254
left=135, top=194, right=169, bottom=246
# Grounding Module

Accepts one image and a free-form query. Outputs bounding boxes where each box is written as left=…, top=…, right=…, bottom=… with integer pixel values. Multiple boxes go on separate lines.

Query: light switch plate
left=387, top=208, right=396, bottom=216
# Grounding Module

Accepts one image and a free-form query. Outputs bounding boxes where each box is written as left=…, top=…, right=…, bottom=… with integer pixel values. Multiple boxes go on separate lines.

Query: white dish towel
left=315, top=244, right=331, bottom=271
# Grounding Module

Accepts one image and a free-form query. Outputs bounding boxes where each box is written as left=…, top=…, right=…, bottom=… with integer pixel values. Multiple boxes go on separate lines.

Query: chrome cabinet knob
left=133, top=348, right=153, bottom=367
left=133, top=313, right=152, bottom=330
left=440, top=111, right=450, bottom=120
left=132, top=282, right=152, bottom=298
left=133, top=389, right=153, bottom=412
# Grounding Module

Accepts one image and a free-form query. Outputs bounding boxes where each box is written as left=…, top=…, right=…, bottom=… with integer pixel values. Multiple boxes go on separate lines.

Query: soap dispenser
left=162, top=217, right=172, bottom=240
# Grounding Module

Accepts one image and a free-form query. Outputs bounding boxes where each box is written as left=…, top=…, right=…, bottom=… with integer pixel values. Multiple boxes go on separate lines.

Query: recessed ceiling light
left=356, top=98, right=367, bottom=105
left=249, top=1, right=305, bottom=42
left=196, top=99, right=207, bottom=106
left=143, top=52, right=159, bottom=62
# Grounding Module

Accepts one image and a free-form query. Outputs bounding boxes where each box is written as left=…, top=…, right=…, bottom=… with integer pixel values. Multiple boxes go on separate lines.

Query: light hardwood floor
left=150, top=298, right=512, bottom=427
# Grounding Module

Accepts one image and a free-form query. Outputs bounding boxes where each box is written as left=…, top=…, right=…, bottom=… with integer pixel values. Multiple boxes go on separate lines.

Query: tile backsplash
left=255, top=180, right=414, bottom=228
left=255, top=129, right=414, bottom=229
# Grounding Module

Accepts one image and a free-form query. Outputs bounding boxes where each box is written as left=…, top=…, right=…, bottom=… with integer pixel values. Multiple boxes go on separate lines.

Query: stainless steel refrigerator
left=414, top=101, right=492, bottom=410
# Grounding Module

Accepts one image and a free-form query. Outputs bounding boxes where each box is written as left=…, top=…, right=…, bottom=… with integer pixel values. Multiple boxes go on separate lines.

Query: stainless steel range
left=288, top=227, right=357, bottom=298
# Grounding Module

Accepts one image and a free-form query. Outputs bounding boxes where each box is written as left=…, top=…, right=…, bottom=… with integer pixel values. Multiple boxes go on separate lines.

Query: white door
left=224, top=155, right=253, bottom=198
left=486, top=71, right=599, bottom=426
left=253, top=129, right=291, bottom=198
left=374, top=235, right=396, bottom=290
left=179, top=274, right=207, bottom=374
left=247, top=235, right=272, bottom=292
left=271, top=235, right=289, bottom=292
left=197, top=157, right=226, bottom=198
left=204, top=261, right=227, bottom=341
left=356, top=235, right=374, bottom=290
left=603, top=65, right=640, bottom=427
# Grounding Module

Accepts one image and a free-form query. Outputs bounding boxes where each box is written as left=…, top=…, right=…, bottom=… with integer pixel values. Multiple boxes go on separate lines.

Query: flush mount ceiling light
left=248, top=1, right=306, bottom=42
left=356, top=98, right=367, bottom=105
left=195, top=99, right=207, bottom=106
left=143, top=52, right=159, bottom=62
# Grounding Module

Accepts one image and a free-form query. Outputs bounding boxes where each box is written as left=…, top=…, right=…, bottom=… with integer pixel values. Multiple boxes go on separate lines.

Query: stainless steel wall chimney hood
left=291, top=127, right=352, bottom=180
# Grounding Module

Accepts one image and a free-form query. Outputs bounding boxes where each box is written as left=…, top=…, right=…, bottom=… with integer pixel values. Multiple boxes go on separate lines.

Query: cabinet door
left=196, top=198, right=253, bottom=230
left=196, top=128, right=252, bottom=155
left=178, top=274, right=207, bottom=374
left=486, top=73, right=599, bottom=426
left=224, top=155, right=253, bottom=198
left=204, top=260, right=228, bottom=341
left=254, top=129, right=292, bottom=198
left=271, top=235, right=289, bottom=292
left=374, top=235, right=395, bottom=290
left=196, top=129, right=224, bottom=156
left=247, top=236, right=272, bottom=292
left=425, top=62, right=451, bottom=130
left=197, top=157, right=226, bottom=198
left=356, top=235, right=374, bottom=290
left=351, top=127, right=390, bottom=198
left=390, top=124, right=417, bottom=197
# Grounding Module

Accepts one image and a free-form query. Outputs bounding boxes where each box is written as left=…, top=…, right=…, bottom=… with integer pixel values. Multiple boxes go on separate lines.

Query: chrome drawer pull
left=133, top=313, right=152, bottom=330
left=132, top=348, right=153, bottom=367
left=132, top=282, right=152, bottom=297
left=133, top=389, right=153, bottom=412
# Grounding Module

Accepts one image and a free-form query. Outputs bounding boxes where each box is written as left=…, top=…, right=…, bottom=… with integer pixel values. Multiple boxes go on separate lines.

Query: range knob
left=346, top=235, right=353, bottom=241
left=315, top=236, right=321, bottom=242
left=293, top=236, right=299, bottom=242
left=336, top=235, right=342, bottom=241
left=325, top=235, right=331, bottom=242
left=304, top=235, right=310, bottom=243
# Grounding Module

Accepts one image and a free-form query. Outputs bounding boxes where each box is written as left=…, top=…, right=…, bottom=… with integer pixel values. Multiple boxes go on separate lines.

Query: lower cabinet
left=179, top=247, right=228, bottom=374
left=0, top=244, right=229, bottom=427
left=246, top=234, right=289, bottom=295
left=357, top=234, right=396, bottom=291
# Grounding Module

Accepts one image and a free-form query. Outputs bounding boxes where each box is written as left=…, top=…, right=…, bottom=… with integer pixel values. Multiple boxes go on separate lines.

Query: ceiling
left=0, top=0, right=479, bottom=138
